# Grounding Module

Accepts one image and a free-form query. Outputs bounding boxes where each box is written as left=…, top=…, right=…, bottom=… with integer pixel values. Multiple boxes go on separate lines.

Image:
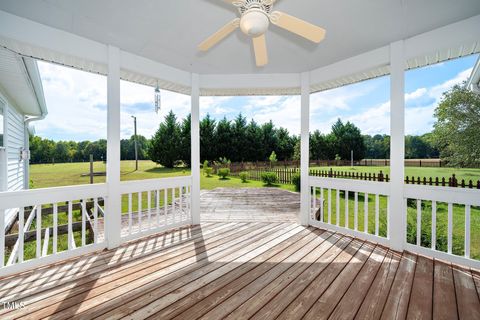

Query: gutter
left=21, top=57, right=48, bottom=190
left=467, top=56, right=480, bottom=94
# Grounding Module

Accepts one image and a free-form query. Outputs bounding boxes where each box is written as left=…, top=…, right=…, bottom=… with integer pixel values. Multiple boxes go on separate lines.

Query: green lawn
left=30, top=160, right=295, bottom=192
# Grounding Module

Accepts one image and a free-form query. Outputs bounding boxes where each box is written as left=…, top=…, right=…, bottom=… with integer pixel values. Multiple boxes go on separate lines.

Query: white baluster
left=147, top=190, right=152, bottom=229
left=156, top=190, right=160, bottom=227
left=345, top=191, right=349, bottom=228
left=375, top=194, right=379, bottom=236
left=448, top=203, right=453, bottom=254
left=164, top=188, right=168, bottom=225
left=328, top=188, right=332, bottom=224
left=68, top=201, right=73, bottom=251
left=354, top=192, right=358, bottom=231
left=138, top=192, right=142, bottom=232
left=465, top=205, right=471, bottom=258
left=431, top=201, right=436, bottom=250
left=172, top=188, right=176, bottom=223
left=336, top=189, right=340, bottom=226
left=93, top=198, right=98, bottom=244
left=364, top=193, right=369, bottom=233
left=53, top=203, right=58, bottom=254
left=81, top=200, right=86, bottom=246
left=128, top=193, right=132, bottom=235
left=36, top=204, right=41, bottom=258
left=416, top=199, right=422, bottom=246
left=320, top=188, right=324, bottom=222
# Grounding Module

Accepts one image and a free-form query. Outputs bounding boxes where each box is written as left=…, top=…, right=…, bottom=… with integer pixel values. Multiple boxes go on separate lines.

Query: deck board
left=0, top=222, right=479, bottom=320
left=433, top=260, right=458, bottom=320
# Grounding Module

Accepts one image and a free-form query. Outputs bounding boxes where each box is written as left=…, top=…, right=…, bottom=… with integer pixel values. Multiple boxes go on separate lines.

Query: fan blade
left=223, top=0, right=245, bottom=7
left=198, top=18, right=240, bottom=51
left=253, top=34, right=268, bottom=67
left=270, top=11, right=326, bottom=43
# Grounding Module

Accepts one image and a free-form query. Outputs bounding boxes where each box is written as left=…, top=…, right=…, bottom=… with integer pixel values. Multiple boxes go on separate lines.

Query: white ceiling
left=0, top=0, right=479, bottom=75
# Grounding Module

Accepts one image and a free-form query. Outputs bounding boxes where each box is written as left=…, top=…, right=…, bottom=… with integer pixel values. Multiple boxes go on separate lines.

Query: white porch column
left=190, top=73, right=201, bottom=224
left=300, top=72, right=310, bottom=226
left=389, top=40, right=406, bottom=251
left=106, top=45, right=121, bottom=249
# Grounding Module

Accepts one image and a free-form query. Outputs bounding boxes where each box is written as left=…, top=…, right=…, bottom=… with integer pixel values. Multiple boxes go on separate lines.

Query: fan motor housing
left=240, top=8, right=270, bottom=37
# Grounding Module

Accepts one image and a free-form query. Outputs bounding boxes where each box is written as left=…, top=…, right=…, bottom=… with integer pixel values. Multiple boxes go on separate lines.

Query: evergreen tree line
left=29, top=111, right=441, bottom=166
left=29, top=135, right=149, bottom=163
left=148, top=111, right=440, bottom=168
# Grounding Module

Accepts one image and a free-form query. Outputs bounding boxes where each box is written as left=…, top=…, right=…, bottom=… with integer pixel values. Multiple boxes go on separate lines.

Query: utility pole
left=131, top=115, right=138, bottom=171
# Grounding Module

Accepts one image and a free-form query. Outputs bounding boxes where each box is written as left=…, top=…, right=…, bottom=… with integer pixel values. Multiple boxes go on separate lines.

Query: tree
left=215, top=117, right=233, bottom=160
left=330, top=119, right=365, bottom=160
left=276, top=127, right=295, bottom=161
left=310, top=130, right=329, bottom=160
left=269, top=151, right=277, bottom=167
left=200, top=114, right=217, bottom=162
left=148, top=110, right=181, bottom=168
left=179, top=114, right=191, bottom=166
left=261, top=121, right=278, bottom=160
left=244, top=119, right=263, bottom=161
left=231, top=113, right=247, bottom=162
left=432, top=83, right=480, bottom=167
left=364, top=134, right=390, bottom=159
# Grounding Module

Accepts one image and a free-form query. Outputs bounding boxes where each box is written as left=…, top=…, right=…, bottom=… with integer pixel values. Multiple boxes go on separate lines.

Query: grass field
left=30, top=160, right=295, bottom=191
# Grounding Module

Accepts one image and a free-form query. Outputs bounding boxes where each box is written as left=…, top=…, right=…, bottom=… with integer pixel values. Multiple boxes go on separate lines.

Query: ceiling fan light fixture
left=240, top=9, right=269, bottom=37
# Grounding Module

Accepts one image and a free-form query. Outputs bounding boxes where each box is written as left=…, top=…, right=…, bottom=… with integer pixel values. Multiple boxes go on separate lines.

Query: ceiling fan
left=198, top=0, right=326, bottom=67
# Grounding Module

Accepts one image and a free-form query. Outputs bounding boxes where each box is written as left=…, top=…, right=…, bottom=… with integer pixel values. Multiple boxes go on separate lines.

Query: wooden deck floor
left=200, top=188, right=299, bottom=222
left=1, top=222, right=479, bottom=319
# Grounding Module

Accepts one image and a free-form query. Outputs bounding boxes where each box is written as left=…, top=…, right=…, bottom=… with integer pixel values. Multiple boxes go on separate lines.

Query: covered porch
left=0, top=0, right=480, bottom=318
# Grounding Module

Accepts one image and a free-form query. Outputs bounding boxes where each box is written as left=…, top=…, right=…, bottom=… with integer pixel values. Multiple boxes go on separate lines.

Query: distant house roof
left=0, top=46, right=47, bottom=117
left=468, top=56, right=480, bottom=93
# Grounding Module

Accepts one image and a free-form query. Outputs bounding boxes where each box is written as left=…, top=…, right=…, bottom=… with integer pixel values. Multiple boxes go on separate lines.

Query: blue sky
left=36, top=54, right=478, bottom=141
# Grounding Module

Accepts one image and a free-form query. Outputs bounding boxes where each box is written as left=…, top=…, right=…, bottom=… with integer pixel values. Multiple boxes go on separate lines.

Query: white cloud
left=405, top=87, right=427, bottom=101
left=37, top=62, right=193, bottom=141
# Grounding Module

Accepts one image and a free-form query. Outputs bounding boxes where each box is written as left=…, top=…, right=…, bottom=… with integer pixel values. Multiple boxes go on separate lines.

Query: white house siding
left=6, top=104, right=25, bottom=192
left=0, top=95, right=27, bottom=229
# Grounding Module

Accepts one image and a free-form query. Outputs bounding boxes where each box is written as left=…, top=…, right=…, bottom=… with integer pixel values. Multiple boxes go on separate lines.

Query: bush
left=292, top=173, right=301, bottom=192
left=203, top=160, right=212, bottom=177
left=261, top=172, right=278, bottom=186
left=218, top=168, right=230, bottom=179
left=204, top=167, right=213, bottom=177
left=239, top=171, right=249, bottom=183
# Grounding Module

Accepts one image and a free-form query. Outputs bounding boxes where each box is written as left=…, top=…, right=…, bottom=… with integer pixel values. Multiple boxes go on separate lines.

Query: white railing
left=404, top=184, right=480, bottom=269
left=0, top=183, right=107, bottom=277
left=0, top=176, right=193, bottom=277
left=309, top=177, right=480, bottom=269
left=309, top=177, right=391, bottom=247
left=119, top=176, right=192, bottom=242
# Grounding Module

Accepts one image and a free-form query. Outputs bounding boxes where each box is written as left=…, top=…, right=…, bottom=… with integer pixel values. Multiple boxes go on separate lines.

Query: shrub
left=218, top=168, right=230, bottom=179
left=204, top=167, right=213, bottom=177
left=203, top=160, right=212, bottom=177
left=292, top=173, right=301, bottom=191
left=239, top=171, right=249, bottom=183
left=261, top=172, right=278, bottom=186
